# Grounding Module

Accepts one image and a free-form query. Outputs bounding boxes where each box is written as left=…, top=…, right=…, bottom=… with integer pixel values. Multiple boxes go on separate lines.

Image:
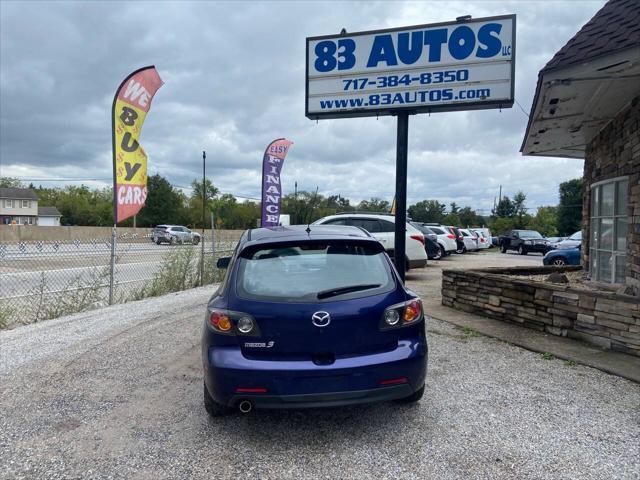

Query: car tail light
left=209, top=311, right=232, bottom=332
left=379, top=377, right=407, bottom=386
left=381, top=298, right=424, bottom=329
left=208, top=308, right=260, bottom=336
left=403, top=299, right=422, bottom=322
left=447, top=234, right=455, bottom=239
left=410, top=234, right=425, bottom=246
left=235, top=387, right=268, bottom=393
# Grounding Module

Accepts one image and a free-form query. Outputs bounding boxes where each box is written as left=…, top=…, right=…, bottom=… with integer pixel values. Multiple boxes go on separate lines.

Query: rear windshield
left=236, top=242, right=394, bottom=302
left=519, top=230, right=543, bottom=239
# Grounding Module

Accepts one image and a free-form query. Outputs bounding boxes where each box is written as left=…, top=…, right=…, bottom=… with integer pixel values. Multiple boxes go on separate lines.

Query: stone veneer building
left=521, top=0, right=639, bottom=296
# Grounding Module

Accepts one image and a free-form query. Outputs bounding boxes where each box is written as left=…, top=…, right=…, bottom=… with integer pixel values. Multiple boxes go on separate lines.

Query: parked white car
left=312, top=213, right=428, bottom=269
left=471, top=228, right=492, bottom=248
left=418, top=224, right=457, bottom=256
left=471, top=229, right=491, bottom=249
left=459, top=228, right=480, bottom=252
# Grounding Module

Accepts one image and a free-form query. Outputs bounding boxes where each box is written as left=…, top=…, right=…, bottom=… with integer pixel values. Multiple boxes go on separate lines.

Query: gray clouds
left=1, top=0, right=604, bottom=212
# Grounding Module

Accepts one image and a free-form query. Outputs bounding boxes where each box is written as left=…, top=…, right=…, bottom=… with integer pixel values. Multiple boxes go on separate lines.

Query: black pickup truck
left=498, top=230, right=551, bottom=255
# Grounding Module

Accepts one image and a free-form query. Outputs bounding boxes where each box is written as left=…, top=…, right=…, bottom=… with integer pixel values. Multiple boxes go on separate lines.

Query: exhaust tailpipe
left=238, top=400, right=253, bottom=414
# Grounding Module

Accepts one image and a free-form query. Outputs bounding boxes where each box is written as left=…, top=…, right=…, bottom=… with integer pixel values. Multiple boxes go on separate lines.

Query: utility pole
left=294, top=181, right=298, bottom=225
left=200, top=150, right=206, bottom=286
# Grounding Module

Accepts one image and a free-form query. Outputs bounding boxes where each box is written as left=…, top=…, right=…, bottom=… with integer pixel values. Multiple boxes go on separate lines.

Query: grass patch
left=127, top=248, right=226, bottom=302
left=541, top=352, right=555, bottom=360
left=564, top=359, right=577, bottom=366
left=31, top=265, right=111, bottom=323
left=461, top=325, right=479, bottom=337
left=0, top=301, right=15, bottom=329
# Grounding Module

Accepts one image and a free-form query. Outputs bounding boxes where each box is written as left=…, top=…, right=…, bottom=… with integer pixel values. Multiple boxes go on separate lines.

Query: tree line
left=0, top=176, right=582, bottom=236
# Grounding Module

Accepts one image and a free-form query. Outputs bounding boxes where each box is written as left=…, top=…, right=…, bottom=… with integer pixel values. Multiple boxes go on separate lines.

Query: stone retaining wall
left=442, top=266, right=640, bottom=357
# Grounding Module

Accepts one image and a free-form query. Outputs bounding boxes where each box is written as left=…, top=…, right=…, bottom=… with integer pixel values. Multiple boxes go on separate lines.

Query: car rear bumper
left=524, top=244, right=550, bottom=253
left=228, top=384, right=415, bottom=409
left=408, top=258, right=427, bottom=269
left=204, top=338, right=427, bottom=409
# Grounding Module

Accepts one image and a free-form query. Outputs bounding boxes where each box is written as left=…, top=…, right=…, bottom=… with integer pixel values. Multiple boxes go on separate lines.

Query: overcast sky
left=0, top=0, right=606, bottom=215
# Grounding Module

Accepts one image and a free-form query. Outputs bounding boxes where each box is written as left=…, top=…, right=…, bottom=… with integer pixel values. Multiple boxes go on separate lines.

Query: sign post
left=306, top=15, right=516, bottom=281
left=395, top=112, right=409, bottom=281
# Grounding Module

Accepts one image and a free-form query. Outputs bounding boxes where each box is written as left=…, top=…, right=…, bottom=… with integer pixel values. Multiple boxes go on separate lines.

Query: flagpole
left=200, top=151, right=206, bottom=286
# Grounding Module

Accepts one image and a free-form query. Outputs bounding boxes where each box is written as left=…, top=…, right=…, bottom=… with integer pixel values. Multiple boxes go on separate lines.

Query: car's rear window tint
left=236, top=241, right=394, bottom=302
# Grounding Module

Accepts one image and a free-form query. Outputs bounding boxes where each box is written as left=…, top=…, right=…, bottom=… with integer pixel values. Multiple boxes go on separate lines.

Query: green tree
left=557, top=178, right=583, bottom=235
left=186, top=178, right=219, bottom=228
left=136, top=174, right=184, bottom=227
left=492, top=196, right=515, bottom=218
left=527, top=206, right=558, bottom=237
left=211, top=194, right=262, bottom=229
left=325, top=194, right=353, bottom=213
left=442, top=213, right=461, bottom=226
left=408, top=200, right=446, bottom=223
left=512, top=191, right=529, bottom=228
left=489, top=216, right=516, bottom=235
left=449, top=202, right=459, bottom=215
left=458, top=206, right=482, bottom=227
left=43, top=185, right=113, bottom=226
left=0, top=177, right=24, bottom=188
left=357, top=197, right=390, bottom=212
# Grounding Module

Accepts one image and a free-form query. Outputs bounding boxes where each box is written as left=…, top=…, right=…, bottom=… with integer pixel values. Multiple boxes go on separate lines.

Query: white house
left=0, top=187, right=61, bottom=226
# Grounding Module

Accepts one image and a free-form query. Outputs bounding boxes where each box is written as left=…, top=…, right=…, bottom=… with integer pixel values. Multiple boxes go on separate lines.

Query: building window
left=589, top=177, right=629, bottom=284
left=4, top=199, right=14, bottom=208
left=22, top=200, right=30, bottom=208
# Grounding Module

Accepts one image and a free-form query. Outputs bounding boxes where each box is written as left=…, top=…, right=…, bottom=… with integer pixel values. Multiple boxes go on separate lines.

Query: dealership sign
left=306, top=15, right=515, bottom=119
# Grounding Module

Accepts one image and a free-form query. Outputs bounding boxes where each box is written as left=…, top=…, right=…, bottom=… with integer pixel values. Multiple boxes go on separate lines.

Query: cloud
left=0, top=0, right=604, bottom=214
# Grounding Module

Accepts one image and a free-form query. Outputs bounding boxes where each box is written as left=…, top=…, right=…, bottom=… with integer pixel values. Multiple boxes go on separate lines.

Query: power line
left=12, top=177, right=260, bottom=200
left=515, top=99, right=530, bottom=118
left=13, top=178, right=110, bottom=182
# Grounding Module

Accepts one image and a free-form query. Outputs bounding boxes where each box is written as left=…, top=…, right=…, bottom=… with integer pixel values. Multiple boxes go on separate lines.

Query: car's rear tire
left=501, top=244, right=507, bottom=253
left=397, top=385, right=425, bottom=404
left=193, top=237, right=200, bottom=245
left=170, top=236, right=176, bottom=245
left=552, top=258, right=567, bottom=266
left=204, top=382, right=233, bottom=417
left=433, top=245, right=444, bottom=260
left=519, top=245, right=527, bottom=255
left=155, top=239, right=162, bottom=245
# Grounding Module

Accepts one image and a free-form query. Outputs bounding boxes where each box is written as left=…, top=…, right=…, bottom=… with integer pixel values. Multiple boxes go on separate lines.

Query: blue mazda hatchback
left=202, top=225, right=427, bottom=415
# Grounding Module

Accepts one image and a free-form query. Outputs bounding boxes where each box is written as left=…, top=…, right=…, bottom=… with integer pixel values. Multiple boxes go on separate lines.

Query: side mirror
left=216, top=256, right=231, bottom=269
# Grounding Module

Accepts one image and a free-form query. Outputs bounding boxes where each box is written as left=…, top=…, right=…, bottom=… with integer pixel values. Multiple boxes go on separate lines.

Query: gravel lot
left=1, top=251, right=638, bottom=479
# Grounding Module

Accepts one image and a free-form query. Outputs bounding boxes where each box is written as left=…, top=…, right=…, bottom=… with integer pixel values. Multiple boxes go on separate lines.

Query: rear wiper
left=317, top=284, right=381, bottom=300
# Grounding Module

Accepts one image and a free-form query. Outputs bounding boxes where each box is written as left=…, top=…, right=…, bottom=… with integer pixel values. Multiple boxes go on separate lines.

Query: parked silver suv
left=152, top=225, right=201, bottom=245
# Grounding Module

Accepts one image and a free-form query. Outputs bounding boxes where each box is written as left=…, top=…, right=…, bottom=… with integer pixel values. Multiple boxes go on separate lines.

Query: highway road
left=0, top=241, right=235, bottom=326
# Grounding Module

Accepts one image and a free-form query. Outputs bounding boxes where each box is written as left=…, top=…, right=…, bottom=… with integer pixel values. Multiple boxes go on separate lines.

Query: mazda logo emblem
left=311, top=311, right=331, bottom=327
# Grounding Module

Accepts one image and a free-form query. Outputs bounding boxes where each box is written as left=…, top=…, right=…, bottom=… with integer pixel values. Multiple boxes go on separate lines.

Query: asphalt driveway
left=1, top=252, right=638, bottom=479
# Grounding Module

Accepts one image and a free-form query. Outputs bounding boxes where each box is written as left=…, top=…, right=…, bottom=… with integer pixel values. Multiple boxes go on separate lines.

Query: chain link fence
left=0, top=229, right=242, bottom=329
